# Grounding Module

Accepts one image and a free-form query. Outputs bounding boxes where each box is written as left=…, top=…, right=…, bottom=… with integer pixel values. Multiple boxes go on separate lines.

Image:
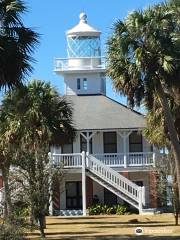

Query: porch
left=49, top=151, right=157, bottom=216
left=53, top=171, right=152, bottom=214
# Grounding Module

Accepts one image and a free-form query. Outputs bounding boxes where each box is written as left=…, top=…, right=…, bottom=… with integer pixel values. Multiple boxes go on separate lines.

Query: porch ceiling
left=65, top=95, right=146, bottom=130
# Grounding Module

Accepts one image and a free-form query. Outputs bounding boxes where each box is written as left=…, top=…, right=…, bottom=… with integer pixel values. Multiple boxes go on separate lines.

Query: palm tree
left=0, top=0, right=39, bottom=89
left=0, top=80, right=75, bottom=237
left=0, top=0, right=39, bottom=222
left=107, top=0, right=180, bottom=198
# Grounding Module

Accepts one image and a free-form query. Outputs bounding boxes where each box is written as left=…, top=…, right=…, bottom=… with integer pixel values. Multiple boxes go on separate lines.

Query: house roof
left=65, top=95, right=146, bottom=131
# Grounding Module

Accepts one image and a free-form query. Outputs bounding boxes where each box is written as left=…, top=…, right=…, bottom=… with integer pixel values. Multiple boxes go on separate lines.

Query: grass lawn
left=27, top=214, right=180, bottom=240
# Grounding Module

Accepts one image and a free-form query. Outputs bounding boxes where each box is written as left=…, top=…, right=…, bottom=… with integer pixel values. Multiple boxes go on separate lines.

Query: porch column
left=118, top=131, right=132, bottom=168
left=49, top=189, right=53, bottom=215
left=82, top=151, right=86, bottom=216
left=80, top=131, right=97, bottom=154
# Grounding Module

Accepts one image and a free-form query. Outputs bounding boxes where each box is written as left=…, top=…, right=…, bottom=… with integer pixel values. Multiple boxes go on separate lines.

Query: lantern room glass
left=67, top=36, right=101, bottom=58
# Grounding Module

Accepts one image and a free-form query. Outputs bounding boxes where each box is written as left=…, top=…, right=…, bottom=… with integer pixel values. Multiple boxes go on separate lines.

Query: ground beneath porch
left=28, top=214, right=180, bottom=240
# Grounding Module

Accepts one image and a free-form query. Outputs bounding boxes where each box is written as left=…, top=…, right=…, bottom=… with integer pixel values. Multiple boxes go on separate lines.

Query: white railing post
left=141, top=186, right=145, bottom=206
left=124, top=154, right=127, bottom=168
left=138, top=187, right=143, bottom=214
left=82, top=151, right=86, bottom=216
left=86, top=152, right=89, bottom=168
left=123, top=137, right=127, bottom=168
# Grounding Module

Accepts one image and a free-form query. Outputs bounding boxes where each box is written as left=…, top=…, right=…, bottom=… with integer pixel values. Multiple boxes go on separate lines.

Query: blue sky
left=23, top=0, right=163, bottom=106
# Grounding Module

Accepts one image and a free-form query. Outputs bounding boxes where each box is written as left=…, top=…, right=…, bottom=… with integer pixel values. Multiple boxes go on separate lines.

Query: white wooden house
left=50, top=13, right=158, bottom=216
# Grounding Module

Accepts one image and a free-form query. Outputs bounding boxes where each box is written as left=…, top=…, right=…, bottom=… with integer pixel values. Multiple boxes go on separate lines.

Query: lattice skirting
left=54, top=209, right=83, bottom=216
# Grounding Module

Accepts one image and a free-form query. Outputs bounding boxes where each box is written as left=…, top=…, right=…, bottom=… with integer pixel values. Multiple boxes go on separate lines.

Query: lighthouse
left=50, top=13, right=155, bottom=216
left=54, top=13, right=106, bottom=95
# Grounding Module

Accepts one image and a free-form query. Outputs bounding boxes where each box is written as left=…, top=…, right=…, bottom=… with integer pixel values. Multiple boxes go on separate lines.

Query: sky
left=23, top=0, right=163, bottom=106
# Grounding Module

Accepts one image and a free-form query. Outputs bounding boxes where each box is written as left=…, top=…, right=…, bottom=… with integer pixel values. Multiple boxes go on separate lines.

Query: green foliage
left=0, top=80, right=75, bottom=237
left=88, top=204, right=127, bottom=215
left=13, top=201, right=30, bottom=219
left=0, top=218, right=28, bottom=240
left=116, top=205, right=127, bottom=215
left=0, top=0, right=39, bottom=89
left=107, top=0, right=180, bottom=202
left=107, top=0, right=180, bottom=109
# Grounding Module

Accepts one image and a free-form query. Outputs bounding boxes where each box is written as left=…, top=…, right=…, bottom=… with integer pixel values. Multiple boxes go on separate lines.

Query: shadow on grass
left=46, top=221, right=168, bottom=226
left=90, top=224, right=177, bottom=229
left=51, top=216, right=111, bottom=220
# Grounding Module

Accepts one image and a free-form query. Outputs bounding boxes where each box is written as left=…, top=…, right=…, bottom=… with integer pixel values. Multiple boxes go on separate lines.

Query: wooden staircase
left=87, top=155, right=145, bottom=212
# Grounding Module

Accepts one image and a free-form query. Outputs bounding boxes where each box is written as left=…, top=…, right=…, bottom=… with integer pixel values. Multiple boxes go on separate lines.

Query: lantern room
left=67, top=13, right=101, bottom=58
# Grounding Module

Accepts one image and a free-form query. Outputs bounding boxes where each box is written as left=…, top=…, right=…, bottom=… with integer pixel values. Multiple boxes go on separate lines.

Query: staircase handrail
left=88, top=155, right=140, bottom=202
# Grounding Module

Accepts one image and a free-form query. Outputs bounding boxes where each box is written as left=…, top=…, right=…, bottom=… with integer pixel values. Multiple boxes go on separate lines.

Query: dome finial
left=79, top=12, right=87, bottom=23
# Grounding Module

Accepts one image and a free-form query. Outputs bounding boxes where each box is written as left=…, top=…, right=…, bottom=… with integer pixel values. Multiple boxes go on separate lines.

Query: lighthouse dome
left=67, top=12, right=101, bottom=37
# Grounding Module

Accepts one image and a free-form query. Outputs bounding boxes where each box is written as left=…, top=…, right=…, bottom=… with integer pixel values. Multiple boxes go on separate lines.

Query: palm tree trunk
left=173, top=181, right=179, bottom=225
left=38, top=211, right=46, bottom=238
left=2, top=165, right=12, bottom=221
left=157, top=81, right=180, bottom=202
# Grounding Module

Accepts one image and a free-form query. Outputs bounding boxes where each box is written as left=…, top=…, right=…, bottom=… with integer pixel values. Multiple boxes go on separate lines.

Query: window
left=77, top=78, right=80, bottom=90
left=83, top=78, right=88, bottom=90
left=103, top=132, right=117, bottom=153
left=80, top=132, right=92, bottom=153
left=66, top=182, right=82, bottom=209
left=129, top=131, right=143, bottom=152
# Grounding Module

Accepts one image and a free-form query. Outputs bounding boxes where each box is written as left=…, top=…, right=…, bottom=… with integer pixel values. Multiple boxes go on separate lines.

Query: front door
left=66, top=181, right=82, bottom=209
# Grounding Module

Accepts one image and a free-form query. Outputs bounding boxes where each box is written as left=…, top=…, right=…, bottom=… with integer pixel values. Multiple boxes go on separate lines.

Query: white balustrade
left=51, top=153, right=82, bottom=168
left=127, top=152, right=153, bottom=166
left=92, top=152, right=154, bottom=168
left=92, top=153, right=124, bottom=167
left=51, top=152, right=155, bottom=168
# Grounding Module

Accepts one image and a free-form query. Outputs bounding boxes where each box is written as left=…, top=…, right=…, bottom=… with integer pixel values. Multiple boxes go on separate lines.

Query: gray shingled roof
left=65, top=95, right=146, bottom=130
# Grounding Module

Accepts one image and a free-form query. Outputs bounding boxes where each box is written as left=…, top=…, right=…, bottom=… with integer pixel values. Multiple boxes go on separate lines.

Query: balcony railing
left=92, top=152, right=155, bottom=168
left=54, top=57, right=106, bottom=72
left=51, top=153, right=82, bottom=168
left=51, top=152, right=155, bottom=169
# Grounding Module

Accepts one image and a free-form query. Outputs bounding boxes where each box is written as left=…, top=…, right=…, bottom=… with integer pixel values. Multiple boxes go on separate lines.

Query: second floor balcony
left=50, top=151, right=156, bottom=170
